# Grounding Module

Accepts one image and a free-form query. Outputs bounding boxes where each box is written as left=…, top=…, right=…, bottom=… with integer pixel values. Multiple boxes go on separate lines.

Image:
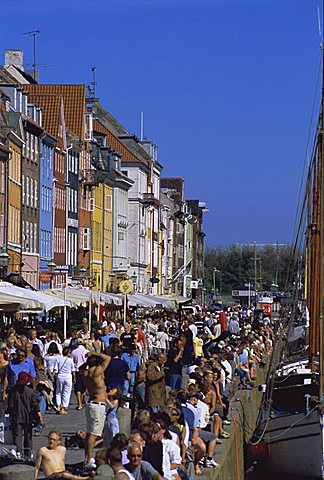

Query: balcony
left=79, top=169, right=99, bottom=187
left=142, top=193, right=160, bottom=208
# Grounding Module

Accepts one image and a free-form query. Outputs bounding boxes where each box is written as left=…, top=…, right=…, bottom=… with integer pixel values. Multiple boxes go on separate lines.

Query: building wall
left=125, top=166, right=147, bottom=294
left=91, top=182, right=103, bottom=290
left=7, top=140, right=21, bottom=273
left=66, top=147, right=79, bottom=279
left=39, top=138, right=54, bottom=289
left=53, top=147, right=66, bottom=286
left=112, top=187, right=128, bottom=272
left=21, top=122, right=41, bottom=289
left=78, top=150, right=91, bottom=281
left=0, top=162, right=5, bottom=247
left=103, top=183, right=113, bottom=292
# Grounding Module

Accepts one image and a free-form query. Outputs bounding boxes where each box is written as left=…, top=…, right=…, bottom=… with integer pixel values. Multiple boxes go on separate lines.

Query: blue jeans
left=169, top=374, right=182, bottom=390
left=36, top=391, right=46, bottom=416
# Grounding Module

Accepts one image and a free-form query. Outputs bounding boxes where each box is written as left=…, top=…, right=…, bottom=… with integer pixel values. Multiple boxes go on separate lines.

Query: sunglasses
left=130, top=454, right=142, bottom=458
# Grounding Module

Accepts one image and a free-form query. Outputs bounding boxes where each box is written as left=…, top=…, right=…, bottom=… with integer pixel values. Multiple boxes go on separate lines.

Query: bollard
left=117, top=408, right=132, bottom=437
left=0, top=464, right=35, bottom=480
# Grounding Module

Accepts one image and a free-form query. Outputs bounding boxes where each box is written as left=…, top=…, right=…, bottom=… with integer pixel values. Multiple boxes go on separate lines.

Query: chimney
left=4, top=50, right=24, bottom=71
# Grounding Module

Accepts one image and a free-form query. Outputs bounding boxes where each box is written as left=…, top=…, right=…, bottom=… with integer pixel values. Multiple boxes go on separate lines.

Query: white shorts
left=85, top=402, right=106, bottom=437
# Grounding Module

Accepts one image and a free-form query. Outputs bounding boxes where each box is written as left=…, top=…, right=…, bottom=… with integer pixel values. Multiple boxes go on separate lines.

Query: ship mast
left=319, top=30, right=324, bottom=402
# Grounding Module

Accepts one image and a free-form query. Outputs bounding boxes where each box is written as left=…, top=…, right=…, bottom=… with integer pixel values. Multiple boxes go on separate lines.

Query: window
left=178, top=245, right=184, bottom=258
left=34, top=179, right=38, bottom=208
left=89, top=197, right=95, bottom=211
left=30, top=178, right=34, bottom=207
left=82, top=227, right=91, bottom=250
left=118, top=231, right=124, bottom=243
left=22, top=175, right=25, bottom=205
left=105, top=194, right=112, bottom=211
left=26, top=177, right=30, bottom=206
left=25, top=221, right=29, bottom=251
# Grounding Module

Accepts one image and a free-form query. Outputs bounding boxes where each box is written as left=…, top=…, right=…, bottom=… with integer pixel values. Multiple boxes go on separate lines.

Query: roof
left=23, top=84, right=86, bottom=140
left=93, top=119, right=148, bottom=166
left=25, top=93, right=63, bottom=138
left=160, top=178, right=185, bottom=203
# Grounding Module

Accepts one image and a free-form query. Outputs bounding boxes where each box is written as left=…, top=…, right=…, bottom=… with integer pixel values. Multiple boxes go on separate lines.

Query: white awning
left=0, top=282, right=72, bottom=312
left=46, top=288, right=123, bottom=307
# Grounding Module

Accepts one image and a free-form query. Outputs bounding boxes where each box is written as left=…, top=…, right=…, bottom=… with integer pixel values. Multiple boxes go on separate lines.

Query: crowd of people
left=0, top=305, right=275, bottom=479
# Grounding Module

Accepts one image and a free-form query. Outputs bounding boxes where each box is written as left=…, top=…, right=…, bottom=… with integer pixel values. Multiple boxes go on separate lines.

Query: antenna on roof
left=87, top=66, right=97, bottom=100
left=91, top=66, right=97, bottom=97
left=140, top=111, right=144, bottom=141
left=22, top=29, right=40, bottom=80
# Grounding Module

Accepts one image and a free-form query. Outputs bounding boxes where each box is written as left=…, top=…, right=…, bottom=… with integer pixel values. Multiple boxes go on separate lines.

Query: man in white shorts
left=79, top=351, right=111, bottom=469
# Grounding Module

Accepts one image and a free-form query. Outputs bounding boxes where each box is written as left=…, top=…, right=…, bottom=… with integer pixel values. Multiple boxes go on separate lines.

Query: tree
left=204, top=243, right=297, bottom=295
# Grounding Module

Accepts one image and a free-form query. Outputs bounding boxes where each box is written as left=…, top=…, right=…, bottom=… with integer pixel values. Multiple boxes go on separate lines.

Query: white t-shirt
left=221, top=359, right=233, bottom=381
left=162, top=438, right=182, bottom=480
left=155, top=331, right=169, bottom=349
left=197, top=399, right=210, bottom=429
left=54, top=356, right=76, bottom=375
left=189, top=324, right=197, bottom=339
left=45, top=354, right=62, bottom=372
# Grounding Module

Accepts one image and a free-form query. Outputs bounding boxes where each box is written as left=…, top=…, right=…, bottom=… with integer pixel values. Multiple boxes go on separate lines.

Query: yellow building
left=103, top=183, right=113, bottom=292
left=6, top=113, right=24, bottom=274
left=91, top=181, right=103, bottom=291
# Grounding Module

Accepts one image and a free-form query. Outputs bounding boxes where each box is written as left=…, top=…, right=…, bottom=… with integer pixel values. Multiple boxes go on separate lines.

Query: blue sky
left=0, top=0, right=321, bottom=246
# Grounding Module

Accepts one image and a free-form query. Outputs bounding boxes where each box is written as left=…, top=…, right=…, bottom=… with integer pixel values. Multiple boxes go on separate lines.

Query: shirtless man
left=35, top=430, right=87, bottom=479
left=79, top=351, right=111, bottom=467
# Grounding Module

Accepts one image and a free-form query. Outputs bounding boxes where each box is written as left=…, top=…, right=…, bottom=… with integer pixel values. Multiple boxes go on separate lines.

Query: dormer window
left=17, top=90, right=22, bottom=113
left=22, top=94, right=27, bottom=115
left=113, top=155, right=120, bottom=171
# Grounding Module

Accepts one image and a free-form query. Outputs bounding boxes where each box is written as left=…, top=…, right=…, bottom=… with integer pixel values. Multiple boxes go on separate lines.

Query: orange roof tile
left=26, top=93, right=62, bottom=139
left=24, top=84, right=86, bottom=140
left=93, top=119, right=146, bottom=165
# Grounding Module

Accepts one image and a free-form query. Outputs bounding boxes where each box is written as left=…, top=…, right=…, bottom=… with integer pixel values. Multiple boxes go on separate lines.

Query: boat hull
left=262, top=409, right=323, bottom=478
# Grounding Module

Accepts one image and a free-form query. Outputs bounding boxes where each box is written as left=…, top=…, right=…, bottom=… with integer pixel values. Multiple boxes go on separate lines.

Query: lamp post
left=0, top=247, right=9, bottom=281
left=47, top=259, right=56, bottom=289
left=131, top=272, right=137, bottom=293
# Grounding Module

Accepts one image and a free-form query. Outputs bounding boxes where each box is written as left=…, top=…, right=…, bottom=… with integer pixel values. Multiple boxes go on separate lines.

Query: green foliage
left=204, top=243, right=296, bottom=294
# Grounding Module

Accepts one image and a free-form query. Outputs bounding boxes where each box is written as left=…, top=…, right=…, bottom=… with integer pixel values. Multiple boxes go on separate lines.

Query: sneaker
left=223, top=419, right=231, bottom=425
left=204, top=458, right=220, bottom=468
left=220, top=431, right=230, bottom=438
left=84, top=458, right=96, bottom=469
left=216, top=438, right=222, bottom=444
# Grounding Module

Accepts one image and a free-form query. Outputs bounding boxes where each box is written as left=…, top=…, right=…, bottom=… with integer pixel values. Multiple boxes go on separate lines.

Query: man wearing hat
left=7, top=371, right=43, bottom=457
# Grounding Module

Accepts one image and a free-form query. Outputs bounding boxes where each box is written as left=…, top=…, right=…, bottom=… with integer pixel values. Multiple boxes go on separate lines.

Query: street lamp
left=47, top=259, right=56, bottom=289
left=131, top=272, right=137, bottom=293
left=0, top=247, right=9, bottom=281
left=80, top=264, right=87, bottom=286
